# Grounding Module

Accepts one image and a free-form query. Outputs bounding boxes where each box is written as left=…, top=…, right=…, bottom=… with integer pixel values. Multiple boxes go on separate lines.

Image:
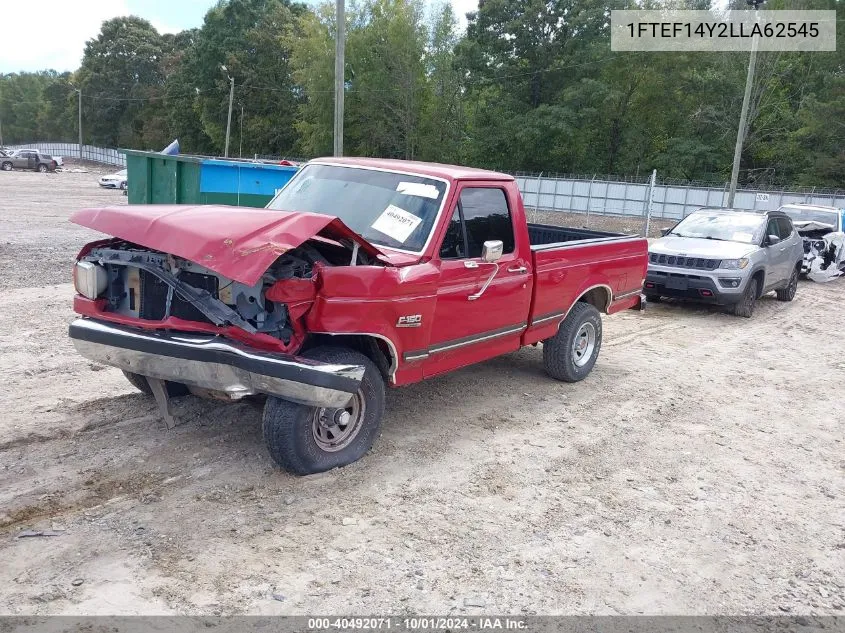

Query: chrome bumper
left=69, top=319, right=364, bottom=408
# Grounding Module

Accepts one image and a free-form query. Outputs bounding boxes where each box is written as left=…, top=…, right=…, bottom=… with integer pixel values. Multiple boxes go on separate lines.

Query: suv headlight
left=73, top=261, right=108, bottom=299
left=719, top=258, right=749, bottom=270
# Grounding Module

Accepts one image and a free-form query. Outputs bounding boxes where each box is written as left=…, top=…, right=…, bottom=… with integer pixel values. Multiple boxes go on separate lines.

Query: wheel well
left=577, top=286, right=611, bottom=313
left=304, top=333, right=395, bottom=383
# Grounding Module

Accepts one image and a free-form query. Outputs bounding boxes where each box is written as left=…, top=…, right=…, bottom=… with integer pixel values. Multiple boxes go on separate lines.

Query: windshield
left=670, top=211, right=765, bottom=244
left=266, top=164, right=447, bottom=252
left=781, top=207, right=839, bottom=227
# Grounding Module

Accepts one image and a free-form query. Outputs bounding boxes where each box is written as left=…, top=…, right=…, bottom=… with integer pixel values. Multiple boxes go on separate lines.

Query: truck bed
left=523, top=222, right=648, bottom=345
left=528, top=223, right=628, bottom=249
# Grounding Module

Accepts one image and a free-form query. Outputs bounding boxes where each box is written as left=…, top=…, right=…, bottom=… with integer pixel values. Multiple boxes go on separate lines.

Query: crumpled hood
left=793, top=220, right=836, bottom=235
left=650, top=236, right=756, bottom=259
left=71, top=204, right=389, bottom=285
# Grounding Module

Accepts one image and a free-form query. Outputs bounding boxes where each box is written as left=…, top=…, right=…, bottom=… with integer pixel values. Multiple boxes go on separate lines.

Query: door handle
left=507, top=266, right=527, bottom=274
left=468, top=264, right=499, bottom=301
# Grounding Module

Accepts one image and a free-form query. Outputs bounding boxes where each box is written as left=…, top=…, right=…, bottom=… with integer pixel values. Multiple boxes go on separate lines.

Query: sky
left=0, top=0, right=479, bottom=74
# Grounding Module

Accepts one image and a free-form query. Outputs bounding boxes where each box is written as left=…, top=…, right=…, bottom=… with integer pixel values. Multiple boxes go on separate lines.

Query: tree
left=185, top=0, right=307, bottom=156
left=75, top=16, right=169, bottom=147
left=418, top=3, right=464, bottom=163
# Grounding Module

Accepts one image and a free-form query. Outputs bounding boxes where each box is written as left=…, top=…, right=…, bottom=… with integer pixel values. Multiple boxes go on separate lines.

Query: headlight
left=719, top=258, right=749, bottom=270
left=73, top=261, right=108, bottom=299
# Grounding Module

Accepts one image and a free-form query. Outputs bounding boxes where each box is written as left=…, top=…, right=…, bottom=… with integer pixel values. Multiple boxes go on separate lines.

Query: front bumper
left=69, top=318, right=364, bottom=408
left=644, top=265, right=748, bottom=305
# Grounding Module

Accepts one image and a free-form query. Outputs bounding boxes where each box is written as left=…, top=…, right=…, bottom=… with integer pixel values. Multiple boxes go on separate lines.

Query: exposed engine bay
left=796, top=222, right=845, bottom=283
left=79, top=237, right=377, bottom=342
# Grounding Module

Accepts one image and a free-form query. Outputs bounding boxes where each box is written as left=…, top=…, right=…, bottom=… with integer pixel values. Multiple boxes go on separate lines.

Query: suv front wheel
left=732, top=277, right=758, bottom=318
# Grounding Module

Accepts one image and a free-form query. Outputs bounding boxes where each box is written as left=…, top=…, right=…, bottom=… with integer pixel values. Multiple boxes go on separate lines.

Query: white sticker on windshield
left=396, top=181, right=439, bottom=199
left=371, top=204, right=423, bottom=243
left=732, top=232, right=753, bottom=242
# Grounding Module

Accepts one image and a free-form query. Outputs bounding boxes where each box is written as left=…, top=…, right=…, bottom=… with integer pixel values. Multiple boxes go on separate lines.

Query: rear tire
left=644, top=293, right=661, bottom=303
left=1, top=162, right=11, bottom=171
left=119, top=181, right=127, bottom=190
left=776, top=266, right=799, bottom=302
left=542, top=302, right=603, bottom=382
left=262, top=347, right=385, bottom=475
left=732, top=277, right=758, bottom=318
left=122, top=371, right=188, bottom=396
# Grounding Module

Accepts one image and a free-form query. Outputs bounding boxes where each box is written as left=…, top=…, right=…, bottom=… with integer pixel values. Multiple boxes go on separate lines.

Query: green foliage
left=1, top=0, right=842, bottom=188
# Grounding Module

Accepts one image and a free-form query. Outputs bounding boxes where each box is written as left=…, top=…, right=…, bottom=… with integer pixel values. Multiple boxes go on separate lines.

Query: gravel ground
left=0, top=170, right=843, bottom=616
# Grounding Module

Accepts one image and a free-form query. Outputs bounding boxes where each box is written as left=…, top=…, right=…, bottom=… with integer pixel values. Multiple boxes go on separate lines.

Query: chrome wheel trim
left=311, top=392, right=365, bottom=453
left=572, top=322, right=597, bottom=367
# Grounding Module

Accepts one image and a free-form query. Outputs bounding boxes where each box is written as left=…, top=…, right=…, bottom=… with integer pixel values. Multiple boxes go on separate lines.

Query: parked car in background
left=644, top=208, right=804, bottom=317
left=98, top=169, right=128, bottom=189
left=0, top=149, right=58, bottom=172
left=68, top=157, right=647, bottom=475
left=9, top=148, right=62, bottom=166
left=777, top=203, right=845, bottom=282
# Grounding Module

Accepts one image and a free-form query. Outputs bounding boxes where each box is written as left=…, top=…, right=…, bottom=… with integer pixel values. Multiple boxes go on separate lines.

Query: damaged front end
left=796, top=221, right=845, bottom=282
left=68, top=204, right=390, bottom=408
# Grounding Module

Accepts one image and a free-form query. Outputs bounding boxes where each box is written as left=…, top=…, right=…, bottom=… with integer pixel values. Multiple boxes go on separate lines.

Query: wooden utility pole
left=727, top=1, right=764, bottom=207
left=333, top=0, right=345, bottom=157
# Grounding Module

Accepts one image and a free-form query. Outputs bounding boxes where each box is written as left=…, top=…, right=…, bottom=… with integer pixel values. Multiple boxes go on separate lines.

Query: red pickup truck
left=69, top=158, right=647, bottom=474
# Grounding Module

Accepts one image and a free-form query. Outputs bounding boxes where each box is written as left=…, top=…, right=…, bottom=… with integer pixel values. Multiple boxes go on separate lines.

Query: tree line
left=0, top=0, right=842, bottom=187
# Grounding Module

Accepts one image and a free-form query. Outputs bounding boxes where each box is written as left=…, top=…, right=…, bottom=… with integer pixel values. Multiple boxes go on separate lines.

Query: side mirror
left=481, top=240, right=503, bottom=263
left=767, top=234, right=781, bottom=246
left=661, top=228, right=673, bottom=237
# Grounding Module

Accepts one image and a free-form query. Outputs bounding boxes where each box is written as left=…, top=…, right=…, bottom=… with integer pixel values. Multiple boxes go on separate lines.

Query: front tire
left=37, top=164, right=48, bottom=173
left=262, top=347, right=385, bottom=475
left=732, top=277, right=758, bottom=318
left=542, top=302, right=603, bottom=382
left=776, top=266, right=799, bottom=302
left=1, top=162, right=11, bottom=171
left=119, top=181, right=127, bottom=190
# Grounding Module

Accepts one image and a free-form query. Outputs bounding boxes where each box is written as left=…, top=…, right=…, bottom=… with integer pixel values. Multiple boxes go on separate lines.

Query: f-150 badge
left=397, top=314, right=422, bottom=328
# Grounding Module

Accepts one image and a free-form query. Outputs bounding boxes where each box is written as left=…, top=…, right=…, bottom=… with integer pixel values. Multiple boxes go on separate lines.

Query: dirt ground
left=0, top=170, right=843, bottom=616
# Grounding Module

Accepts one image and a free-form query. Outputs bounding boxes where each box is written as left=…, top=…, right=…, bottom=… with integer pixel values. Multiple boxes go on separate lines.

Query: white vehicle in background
left=98, top=169, right=128, bottom=190
left=778, top=204, right=845, bottom=282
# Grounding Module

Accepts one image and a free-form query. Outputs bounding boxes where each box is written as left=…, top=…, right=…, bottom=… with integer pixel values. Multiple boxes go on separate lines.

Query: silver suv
left=644, top=208, right=804, bottom=317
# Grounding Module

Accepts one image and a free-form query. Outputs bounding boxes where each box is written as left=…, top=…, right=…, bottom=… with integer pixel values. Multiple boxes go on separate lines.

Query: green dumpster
left=123, top=150, right=299, bottom=207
